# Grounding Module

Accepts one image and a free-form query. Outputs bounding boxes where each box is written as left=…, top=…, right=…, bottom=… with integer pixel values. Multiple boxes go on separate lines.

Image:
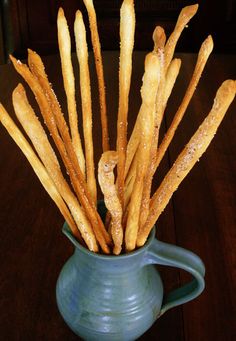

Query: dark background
left=1, top=0, right=236, bottom=64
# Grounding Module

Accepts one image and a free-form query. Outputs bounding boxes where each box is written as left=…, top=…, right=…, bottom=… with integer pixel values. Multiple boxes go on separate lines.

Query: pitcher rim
left=62, top=221, right=156, bottom=260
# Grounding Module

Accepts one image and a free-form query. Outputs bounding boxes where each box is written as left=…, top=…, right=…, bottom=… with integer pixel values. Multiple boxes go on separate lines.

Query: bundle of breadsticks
left=0, top=1, right=235, bottom=255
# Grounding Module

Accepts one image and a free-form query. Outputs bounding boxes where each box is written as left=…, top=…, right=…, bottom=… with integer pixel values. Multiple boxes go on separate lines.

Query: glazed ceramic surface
left=56, top=203, right=205, bottom=340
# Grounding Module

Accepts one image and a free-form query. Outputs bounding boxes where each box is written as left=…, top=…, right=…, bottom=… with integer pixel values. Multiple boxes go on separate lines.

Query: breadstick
left=83, top=0, right=109, bottom=151
left=137, top=79, right=236, bottom=247
left=57, top=8, right=85, bottom=174
left=0, top=103, right=83, bottom=242
left=74, top=10, right=97, bottom=203
left=98, top=151, right=123, bottom=255
left=164, top=4, right=199, bottom=72
left=152, top=26, right=166, bottom=52
left=163, top=58, right=182, bottom=107
left=12, top=85, right=99, bottom=252
left=124, top=56, right=181, bottom=208
left=139, top=58, right=182, bottom=227
left=139, top=37, right=166, bottom=228
left=116, top=0, right=135, bottom=208
left=125, top=53, right=160, bottom=251
left=124, top=26, right=165, bottom=182
left=27, top=49, right=86, bottom=186
left=11, top=55, right=111, bottom=253
left=154, top=35, right=213, bottom=171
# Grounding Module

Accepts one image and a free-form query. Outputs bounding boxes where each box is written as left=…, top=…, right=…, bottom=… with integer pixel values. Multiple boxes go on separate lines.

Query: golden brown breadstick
left=137, top=79, right=236, bottom=247
left=57, top=8, right=85, bottom=174
left=83, top=0, right=109, bottom=151
left=139, top=40, right=166, bottom=228
left=154, top=35, right=213, bottom=171
left=74, top=10, right=97, bottom=203
left=152, top=26, right=166, bottom=52
left=164, top=4, right=199, bottom=72
left=12, top=85, right=99, bottom=252
left=124, top=26, right=166, bottom=183
left=98, top=151, right=123, bottom=255
left=125, top=56, right=181, bottom=210
left=163, top=58, right=182, bottom=107
left=11, top=55, right=111, bottom=253
left=116, top=0, right=135, bottom=208
left=0, top=103, right=83, bottom=241
left=125, top=53, right=160, bottom=251
left=27, top=49, right=86, bottom=186
left=139, top=58, right=182, bottom=227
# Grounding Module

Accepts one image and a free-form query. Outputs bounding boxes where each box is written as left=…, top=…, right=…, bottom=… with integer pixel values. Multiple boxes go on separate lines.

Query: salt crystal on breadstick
left=12, top=85, right=99, bottom=252
left=83, top=0, right=109, bottom=152
left=137, top=79, right=236, bottom=247
left=57, top=8, right=85, bottom=174
left=98, top=151, right=123, bottom=255
left=74, top=10, right=97, bottom=203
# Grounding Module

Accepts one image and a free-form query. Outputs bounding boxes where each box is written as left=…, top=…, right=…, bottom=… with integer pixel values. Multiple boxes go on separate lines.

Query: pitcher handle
left=145, top=238, right=205, bottom=316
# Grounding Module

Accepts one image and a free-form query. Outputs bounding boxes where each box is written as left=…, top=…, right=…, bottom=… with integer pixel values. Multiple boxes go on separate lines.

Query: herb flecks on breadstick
left=57, top=8, right=85, bottom=174
left=74, top=10, right=97, bottom=203
left=83, top=0, right=109, bottom=152
left=137, top=79, right=236, bottom=247
left=117, top=0, right=135, bottom=209
left=98, top=151, right=123, bottom=255
left=125, top=53, right=160, bottom=251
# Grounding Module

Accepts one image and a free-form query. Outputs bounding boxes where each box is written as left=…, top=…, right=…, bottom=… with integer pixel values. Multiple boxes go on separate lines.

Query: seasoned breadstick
left=83, top=0, right=109, bottom=151
left=139, top=58, right=182, bottom=227
left=0, top=103, right=83, bottom=241
left=116, top=0, right=135, bottom=208
left=154, top=35, right=213, bottom=171
left=27, top=49, right=87, bottom=186
left=57, top=8, right=85, bottom=174
left=74, top=10, right=97, bottom=203
left=137, top=79, right=236, bottom=247
left=125, top=53, right=160, bottom=251
left=12, top=85, right=99, bottom=252
left=98, top=151, right=123, bottom=255
left=11, top=56, right=111, bottom=253
left=139, top=31, right=166, bottom=227
left=124, top=26, right=165, bottom=182
left=164, top=4, right=198, bottom=72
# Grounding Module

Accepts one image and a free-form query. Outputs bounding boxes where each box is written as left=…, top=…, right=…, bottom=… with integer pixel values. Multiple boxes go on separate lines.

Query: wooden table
left=0, top=51, right=235, bottom=340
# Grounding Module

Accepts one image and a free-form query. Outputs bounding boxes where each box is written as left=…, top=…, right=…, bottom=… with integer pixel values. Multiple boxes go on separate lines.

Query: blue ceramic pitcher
left=56, top=203, right=205, bottom=340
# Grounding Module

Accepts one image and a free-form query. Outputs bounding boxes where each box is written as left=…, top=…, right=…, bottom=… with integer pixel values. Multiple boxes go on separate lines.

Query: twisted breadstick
left=98, top=151, right=123, bottom=255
